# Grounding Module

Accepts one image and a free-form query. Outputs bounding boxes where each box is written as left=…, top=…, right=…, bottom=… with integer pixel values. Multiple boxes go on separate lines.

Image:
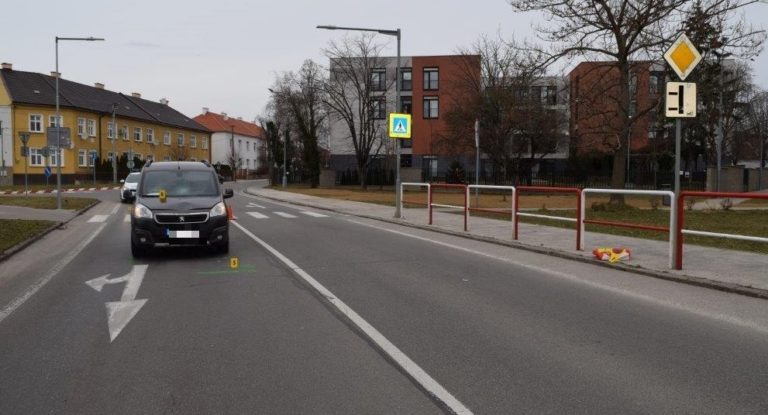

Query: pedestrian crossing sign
left=388, top=113, right=412, bottom=139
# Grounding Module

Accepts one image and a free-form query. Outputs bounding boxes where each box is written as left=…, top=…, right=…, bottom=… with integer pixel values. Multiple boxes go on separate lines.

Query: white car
left=120, top=172, right=141, bottom=203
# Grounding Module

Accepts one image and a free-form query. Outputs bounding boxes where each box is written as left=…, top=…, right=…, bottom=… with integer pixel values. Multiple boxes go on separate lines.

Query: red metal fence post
left=575, top=188, right=582, bottom=251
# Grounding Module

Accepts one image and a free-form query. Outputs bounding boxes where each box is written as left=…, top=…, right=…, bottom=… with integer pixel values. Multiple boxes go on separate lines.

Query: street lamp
left=55, top=36, right=104, bottom=209
left=317, top=24, right=403, bottom=218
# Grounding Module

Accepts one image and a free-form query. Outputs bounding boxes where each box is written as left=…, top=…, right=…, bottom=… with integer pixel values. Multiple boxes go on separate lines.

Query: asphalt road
left=1, top=183, right=768, bottom=414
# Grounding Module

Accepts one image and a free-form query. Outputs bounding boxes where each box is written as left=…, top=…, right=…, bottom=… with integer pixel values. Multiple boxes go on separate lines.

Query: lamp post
left=111, top=103, right=117, bottom=183
left=55, top=36, right=104, bottom=209
left=317, top=24, right=402, bottom=218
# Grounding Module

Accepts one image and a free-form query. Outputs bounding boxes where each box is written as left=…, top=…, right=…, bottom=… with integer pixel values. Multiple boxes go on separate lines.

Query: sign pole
left=671, top=118, right=682, bottom=266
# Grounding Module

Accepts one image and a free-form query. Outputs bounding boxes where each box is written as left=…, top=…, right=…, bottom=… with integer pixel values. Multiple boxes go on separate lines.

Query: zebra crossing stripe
left=300, top=211, right=328, bottom=218
left=273, top=212, right=297, bottom=218
left=247, top=212, right=269, bottom=219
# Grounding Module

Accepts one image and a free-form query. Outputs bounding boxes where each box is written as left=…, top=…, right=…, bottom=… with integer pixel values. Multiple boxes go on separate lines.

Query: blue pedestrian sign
left=44, top=166, right=52, bottom=178
left=388, top=113, right=412, bottom=139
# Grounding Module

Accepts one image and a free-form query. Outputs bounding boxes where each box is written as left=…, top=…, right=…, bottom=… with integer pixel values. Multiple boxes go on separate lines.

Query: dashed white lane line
left=88, top=215, right=110, bottom=223
left=300, top=211, right=328, bottom=218
left=246, top=203, right=266, bottom=209
left=124, top=214, right=131, bottom=223
left=273, top=211, right=297, bottom=218
left=247, top=212, right=269, bottom=219
left=231, top=221, right=473, bottom=415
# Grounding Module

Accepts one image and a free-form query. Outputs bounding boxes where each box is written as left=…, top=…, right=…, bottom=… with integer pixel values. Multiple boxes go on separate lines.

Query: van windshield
left=125, top=173, right=140, bottom=184
left=140, top=170, right=218, bottom=197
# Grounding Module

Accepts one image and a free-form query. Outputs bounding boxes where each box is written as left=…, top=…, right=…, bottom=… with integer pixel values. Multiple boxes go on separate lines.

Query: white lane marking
left=109, top=204, right=120, bottom=215
left=88, top=215, right=109, bottom=223
left=231, top=221, right=472, bottom=415
left=124, top=214, right=130, bottom=223
left=273, top=211, right=297, bottom=218
left=0, top=222, right=109, bottom=324
left=348, top=219, right=768, bottom=336
left=246, top=203, right=265, bottom=209
left=247, top=212, right=269, bottom=219
left=301, top=211, right=328, bottom=218
left=86, top=265, right=149, bottom=342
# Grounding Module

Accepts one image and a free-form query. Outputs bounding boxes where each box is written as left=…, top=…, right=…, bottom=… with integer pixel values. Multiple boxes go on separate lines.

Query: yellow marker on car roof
left=159, top=190, right=167, bottom=203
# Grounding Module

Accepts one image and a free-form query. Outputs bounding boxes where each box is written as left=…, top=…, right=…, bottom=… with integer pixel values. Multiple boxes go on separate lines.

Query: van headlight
left=210, top=202, right=227, bottom=217
left=133, top=203, right=153, bottom=219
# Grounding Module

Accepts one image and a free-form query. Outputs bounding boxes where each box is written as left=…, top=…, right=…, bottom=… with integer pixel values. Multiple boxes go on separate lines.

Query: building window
left=77, top=118, right=86, bottom=136
left=89, top=150, right=98, bottom=166
left=649, top=72, right=662, bottom=95
left=107, top=152, right=114, bottom=163
left=48, top=115, right=63, bottom=128
left=531, top=86, right=543, bottom=103
left=370, top=97, right=386, bottom=119
left=400, top=68, right=412, bottom=91
left=121, top=126, right=129, bottom=141
left=29, top=114, right=43, bottom=132
left=87, top=119, right=96, bottom=137
left=545, top=86, right=558, bottom=105
left=629, top=72, right=638, bottom=96
left=238, top=139, right=242, bottom=151
left=423, top=96, right=439, bottom=119
left=78, top=149, right=88, bottom=167
left=423, top=68, right=438, bottom=90
left=30, top=148, right=44, bottom=166
left=401, top=96, right=412, bottom=114
left=107, top=122, right=115, bottom=139
left=164, top=131, right=171, bottom=145
left=49, top=149, right=63, bottom=167
left=246, top=141, right=250, bottom=152
left=190, top=135, right=197, bottom=148
left=177, top=133, right=184, bottom=147
left=370, top=68, right=386, bottom=91
left=146, top=128, right=154, bottom=144
left=134, top=127, right=142, bottom=142
left=202, top=138, right=209, bottom=149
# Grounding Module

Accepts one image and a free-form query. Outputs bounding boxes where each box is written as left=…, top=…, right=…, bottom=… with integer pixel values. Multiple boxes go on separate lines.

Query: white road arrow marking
left=85, top=265, right=149, bottom=342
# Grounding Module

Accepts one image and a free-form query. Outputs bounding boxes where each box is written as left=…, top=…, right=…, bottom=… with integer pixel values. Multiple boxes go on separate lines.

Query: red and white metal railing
left=676, top=191, right=768, bottom=270
left=466, top=185, right=516, bottom=235
left=514, top=186, right=582, bottom=250
left=399, top=182, right=431, bottom=221
left=428, top=184, right=468, bottom=231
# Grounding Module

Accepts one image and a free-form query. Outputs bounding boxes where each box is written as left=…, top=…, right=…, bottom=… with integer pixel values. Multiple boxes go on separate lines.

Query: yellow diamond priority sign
left=388, top=113, right=412, bottom=139
left=664, top=34, right=702, bottom=81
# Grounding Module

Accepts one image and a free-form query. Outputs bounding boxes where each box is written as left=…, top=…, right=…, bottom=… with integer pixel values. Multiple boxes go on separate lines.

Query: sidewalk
left=245, top=186, right=768, bottom=300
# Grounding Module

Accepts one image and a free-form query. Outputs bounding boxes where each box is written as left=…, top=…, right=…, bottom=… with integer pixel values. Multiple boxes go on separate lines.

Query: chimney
left=50, top=71, right=61, bottom=78
left=159, top=98, right=169, bottom=105
left=131, top=92, right=141, bottom=98
left=202, top=107, right=209, bottom=114
left=222, top=112, right=228, bottom=120
left=94, top=82, right=105, bottom=89
left=1, top=63, right=12, bottom=70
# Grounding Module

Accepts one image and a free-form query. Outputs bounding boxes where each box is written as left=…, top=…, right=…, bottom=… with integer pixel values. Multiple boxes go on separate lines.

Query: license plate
left=166, top=230, right=199, bottom=238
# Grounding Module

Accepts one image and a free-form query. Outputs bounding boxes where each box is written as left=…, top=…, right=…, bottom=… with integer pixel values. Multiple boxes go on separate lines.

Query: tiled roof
left=1, top=68, right=210, bottom=133
left=193, top=111, right=265, bottom=139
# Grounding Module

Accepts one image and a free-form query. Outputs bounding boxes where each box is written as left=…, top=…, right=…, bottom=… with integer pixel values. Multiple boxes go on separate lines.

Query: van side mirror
left=120, top=179, right=125, bottom=184
left=223, top=189, right=234, bottom=199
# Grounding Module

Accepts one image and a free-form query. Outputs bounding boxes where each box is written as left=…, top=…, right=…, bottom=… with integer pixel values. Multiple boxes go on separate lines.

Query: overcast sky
left=2, top=0, right=767, bottom=122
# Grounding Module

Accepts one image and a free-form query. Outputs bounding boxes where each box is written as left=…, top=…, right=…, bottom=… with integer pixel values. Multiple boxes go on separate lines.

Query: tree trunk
left=610, top=150, right=626, bottom=204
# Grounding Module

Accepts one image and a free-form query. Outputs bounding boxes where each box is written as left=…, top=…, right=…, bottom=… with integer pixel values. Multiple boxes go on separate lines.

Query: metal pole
left=111, top=103, right=117, bottom=183
left=394, top=29, right=402, bottom=218
left=55, top=37, right=62, bottom=209
left=0, top=120, right=5, bottom=178
left=671, top=118, right=681, bottom=267
left=474, top=119, right=479, bottom=204
left=282, top=130, right=288, bottom=187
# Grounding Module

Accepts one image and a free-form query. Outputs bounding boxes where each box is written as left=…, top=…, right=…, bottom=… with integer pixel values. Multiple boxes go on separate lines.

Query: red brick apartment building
left=569, top=61, right=665, bottom=156
left=327, top=54, right=481, bottom=179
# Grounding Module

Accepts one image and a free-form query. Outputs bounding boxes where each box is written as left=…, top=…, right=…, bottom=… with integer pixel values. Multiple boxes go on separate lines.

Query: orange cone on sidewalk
left=226, top=205, right=235, bottom=220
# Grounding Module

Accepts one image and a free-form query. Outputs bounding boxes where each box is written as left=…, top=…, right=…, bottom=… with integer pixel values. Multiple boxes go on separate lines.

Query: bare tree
left=440, top=35, right=563, bottom=184
left=271, top=60, right=327, bottom=187
left=746, top=88, right=768, bottom=186
left=508, top=0, right=764, bottom=193
left=323, top=34, right=391, bottom=190
left=167, top=144, right=190, bottom=162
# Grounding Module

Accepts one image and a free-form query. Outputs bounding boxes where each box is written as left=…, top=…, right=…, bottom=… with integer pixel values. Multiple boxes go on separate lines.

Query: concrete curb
left=243, top=189, right=768, bottom=301
left=0, top=186, right=120, bottom=195
left=0, top=199, right=102, bottom=263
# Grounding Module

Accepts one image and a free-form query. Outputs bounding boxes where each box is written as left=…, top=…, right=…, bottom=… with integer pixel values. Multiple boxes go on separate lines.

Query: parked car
left=119, top=172, right=141, bottom=203
left=130, top=161, right=233, bottom=257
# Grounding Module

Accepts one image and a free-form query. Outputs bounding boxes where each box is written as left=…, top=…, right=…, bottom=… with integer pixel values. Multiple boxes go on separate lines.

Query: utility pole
left=111, top=103, right=117, bottom=183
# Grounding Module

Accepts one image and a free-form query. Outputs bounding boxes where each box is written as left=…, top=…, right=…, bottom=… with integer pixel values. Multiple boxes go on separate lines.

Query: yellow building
left=0, top=62, right=211, bottom=185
